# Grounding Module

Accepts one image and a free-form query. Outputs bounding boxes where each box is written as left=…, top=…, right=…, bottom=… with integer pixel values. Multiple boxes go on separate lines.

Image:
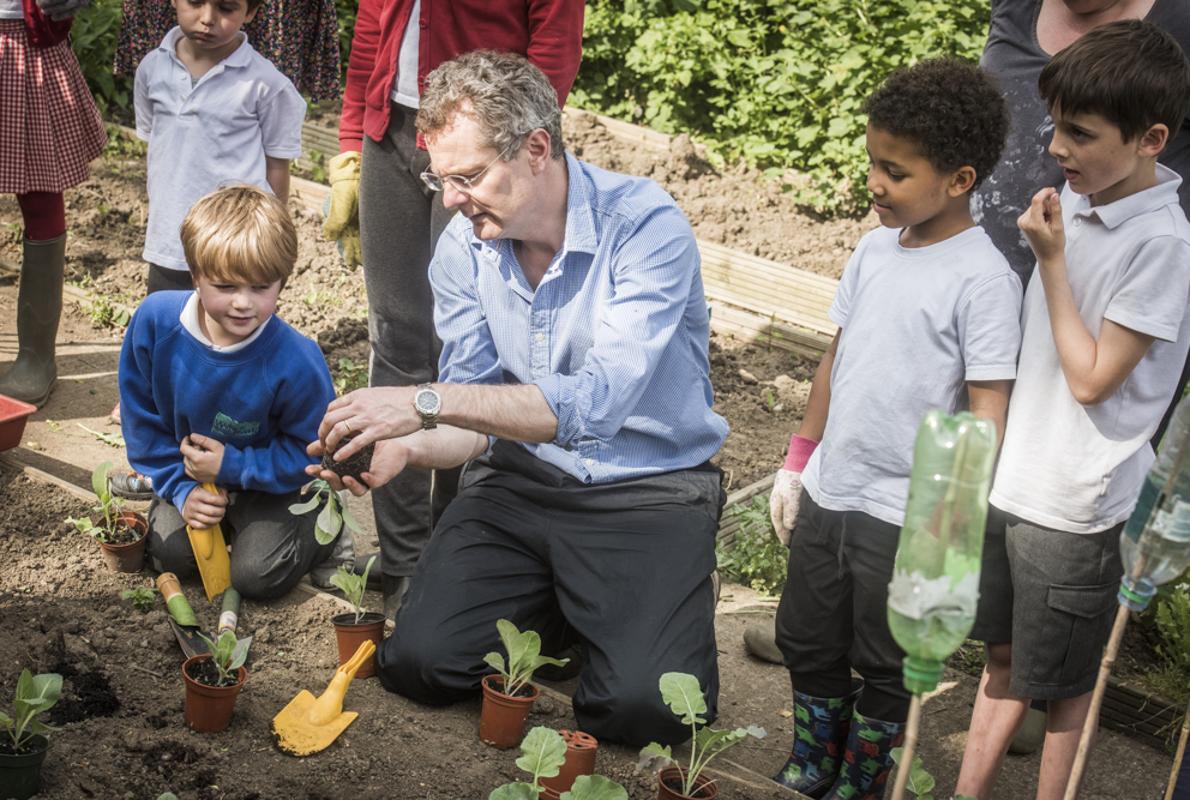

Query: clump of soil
left=47, top=661, right=120, bottom=724
left=320, top=433, right=374, bottom=483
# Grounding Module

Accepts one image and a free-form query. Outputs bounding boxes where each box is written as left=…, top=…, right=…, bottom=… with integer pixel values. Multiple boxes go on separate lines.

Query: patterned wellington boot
left=822, top=710, right=906, bottom=800
left=773, top=681, right=863, bottom=797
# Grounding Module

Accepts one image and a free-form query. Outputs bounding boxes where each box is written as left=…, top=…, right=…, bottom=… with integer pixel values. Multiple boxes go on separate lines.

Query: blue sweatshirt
left=119, top=291, right=335, bottom=511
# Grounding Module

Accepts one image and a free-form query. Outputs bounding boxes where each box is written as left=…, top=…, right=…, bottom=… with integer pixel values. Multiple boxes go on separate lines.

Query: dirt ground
left=0, top=116, right=1179, bottom=799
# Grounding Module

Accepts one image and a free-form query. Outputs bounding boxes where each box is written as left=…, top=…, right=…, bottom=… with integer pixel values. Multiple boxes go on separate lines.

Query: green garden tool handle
left=156, top=572, right=199, bottom=628
left=218, top=587, right=241, bottom=635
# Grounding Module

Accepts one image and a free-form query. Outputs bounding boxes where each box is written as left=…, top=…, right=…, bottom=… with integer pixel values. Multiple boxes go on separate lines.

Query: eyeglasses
left=419, top=138, right=523, bottom=194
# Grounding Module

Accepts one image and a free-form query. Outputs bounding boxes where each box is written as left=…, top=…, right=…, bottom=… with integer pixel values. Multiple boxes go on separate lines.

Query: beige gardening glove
left=769, top=434, right=818, bottom=546
left=323, top=151, right=362, bottom=267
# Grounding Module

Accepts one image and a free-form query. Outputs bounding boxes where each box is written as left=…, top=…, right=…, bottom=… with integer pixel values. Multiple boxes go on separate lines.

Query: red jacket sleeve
left=339, top=0, right=385, bottom=152
left=526, top=0, right=584, bottom=106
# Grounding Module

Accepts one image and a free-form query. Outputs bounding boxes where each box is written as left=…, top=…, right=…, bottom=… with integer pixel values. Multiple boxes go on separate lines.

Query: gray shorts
left=971, top=512, right=1123, bottom=700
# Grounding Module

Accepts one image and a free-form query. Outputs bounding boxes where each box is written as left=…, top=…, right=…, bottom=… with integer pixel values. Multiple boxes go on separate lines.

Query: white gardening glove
left=769, top=434, right=819, bottom=546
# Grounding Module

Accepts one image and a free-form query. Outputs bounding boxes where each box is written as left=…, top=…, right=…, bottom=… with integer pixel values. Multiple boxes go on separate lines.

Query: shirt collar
left=1071, top=163, right=1184, bottom=230
left=181, top=291, right=270, bottom=353
left=160, top=25, right=253, bottom=70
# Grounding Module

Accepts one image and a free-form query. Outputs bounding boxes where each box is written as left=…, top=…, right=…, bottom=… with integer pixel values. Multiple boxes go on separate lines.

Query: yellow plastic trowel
left=273, top=639, right=376, bottom=756
left=187, top=481, right=231, bottom=601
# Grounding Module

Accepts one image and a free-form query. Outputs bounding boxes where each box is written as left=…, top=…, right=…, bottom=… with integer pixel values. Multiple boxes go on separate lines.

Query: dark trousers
left=376, top=442, right=725, bottom=746
left=775, top=492, right=909, bottom=722
left=147, top=488, right=333, bottom=600
left=359, top=102, right=459, bottom=578
left=146, top=263, right=194, bottom=294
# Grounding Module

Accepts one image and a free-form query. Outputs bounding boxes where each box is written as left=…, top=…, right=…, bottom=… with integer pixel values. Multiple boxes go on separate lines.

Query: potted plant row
left=489, top=726, right=626, bottom=800
left=481, top=619, right=570, bottom=749
left=67, top=462, right=147, bottom=573
left=182, top=630, right=249, bottom=733
left=0, top=669, right=63, bottom=800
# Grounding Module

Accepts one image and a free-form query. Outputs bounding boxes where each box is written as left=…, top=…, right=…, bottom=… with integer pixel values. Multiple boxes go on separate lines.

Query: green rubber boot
left=0, top=235, right=66, bottom=407
left=822, top=710, right=906, bottom=800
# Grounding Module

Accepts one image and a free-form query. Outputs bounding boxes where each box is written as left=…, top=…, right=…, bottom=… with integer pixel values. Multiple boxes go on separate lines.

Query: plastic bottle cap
left=902, top=656, right=945, bottom=694
left=1118, top=580, right=1156, bottom=612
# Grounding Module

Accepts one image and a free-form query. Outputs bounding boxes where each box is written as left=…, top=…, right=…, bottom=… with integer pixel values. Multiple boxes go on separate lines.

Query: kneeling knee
left=376, top=633, right=472, bottom=706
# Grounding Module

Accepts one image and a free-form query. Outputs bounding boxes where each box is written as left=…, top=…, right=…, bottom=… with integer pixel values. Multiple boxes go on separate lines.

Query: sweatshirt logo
left=211, top=412, right=260, bottom=440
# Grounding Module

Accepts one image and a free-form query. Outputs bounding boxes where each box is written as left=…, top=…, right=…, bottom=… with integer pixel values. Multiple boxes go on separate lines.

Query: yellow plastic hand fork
left=273, top=639, right=376, bottom=756
left=186, top=481, right=231, bottom=600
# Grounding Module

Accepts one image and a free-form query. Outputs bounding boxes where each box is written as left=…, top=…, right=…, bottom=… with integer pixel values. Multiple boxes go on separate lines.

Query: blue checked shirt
left=431, top=154, right=729, bottom=484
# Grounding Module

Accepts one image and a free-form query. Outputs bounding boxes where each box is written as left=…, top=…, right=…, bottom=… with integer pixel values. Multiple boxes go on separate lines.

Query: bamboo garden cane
left=1165, top=698, right=1189, bottom=800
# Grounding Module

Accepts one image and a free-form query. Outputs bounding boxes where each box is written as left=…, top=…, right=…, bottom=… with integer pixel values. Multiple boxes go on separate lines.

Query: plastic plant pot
left=0, top=394, right=36, bottom=452
left=0, top=734, right=50, bottom=800
left=657, top=766, right=718, bottom=800
left=331, top=612, right=385, bottom=679
left=96, top=511, right=148, bottom=573
left=182, top=654, right=247, bottom=733
left=540, top=729, right=599, bottom=800
left=479, top=674, right=539, bottom=749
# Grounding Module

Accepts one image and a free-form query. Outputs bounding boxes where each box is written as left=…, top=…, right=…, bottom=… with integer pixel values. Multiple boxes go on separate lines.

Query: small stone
left=738, top=369, right=759, bottom=384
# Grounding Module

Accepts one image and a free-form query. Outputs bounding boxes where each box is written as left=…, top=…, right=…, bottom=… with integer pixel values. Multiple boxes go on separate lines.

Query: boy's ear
left=1136, top=123, right=1169, bottom=159
left=948, top=165, right=978, bottom=198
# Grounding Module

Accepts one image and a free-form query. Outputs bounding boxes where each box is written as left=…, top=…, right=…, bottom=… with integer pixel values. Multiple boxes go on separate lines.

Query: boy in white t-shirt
left=133, top=0, right=305, bottom=293
left=957, top=21, right=1190, bottom=800
left=768, top=59, right=1022, bottom=799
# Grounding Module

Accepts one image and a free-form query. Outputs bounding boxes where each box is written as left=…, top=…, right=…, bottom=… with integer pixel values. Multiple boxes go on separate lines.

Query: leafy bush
left=572, top=0, right=989, bottom=215
left=71, top=0, right=133, bottom=116
left=716, top=495, right=787, bottom=595
left=1151, top=579, right=1190, bottom=702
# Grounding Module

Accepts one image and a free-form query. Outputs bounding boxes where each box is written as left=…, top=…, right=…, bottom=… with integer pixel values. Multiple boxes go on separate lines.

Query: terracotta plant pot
left=657, top=766, right=718, bottom=800
left=0, top=734, right=49, bottom=800
left=540, top=729, right=599, bottom=800
left=182, top=654, right=247, bottom=733
left=0, top=394, right=36, bottom=453
left=331, top=612, right=384, bottom=679
left=97, top=511, right=148, bottom=573
left=479, top=674, right=538, bottom=749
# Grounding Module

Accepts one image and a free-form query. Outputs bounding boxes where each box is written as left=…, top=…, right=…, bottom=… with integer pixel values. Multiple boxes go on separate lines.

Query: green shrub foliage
left=72, top=0, right=133, bottom=116
left=572, top=0, right=990, bottom=215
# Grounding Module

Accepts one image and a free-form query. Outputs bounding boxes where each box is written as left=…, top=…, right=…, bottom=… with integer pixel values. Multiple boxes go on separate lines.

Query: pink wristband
left=783, top=434, right=818, bottom=472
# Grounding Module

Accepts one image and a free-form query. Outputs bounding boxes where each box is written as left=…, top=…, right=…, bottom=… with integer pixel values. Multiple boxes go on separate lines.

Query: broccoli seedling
left=0, top=669, right=62, bottom=752
left=67, top=462, right=135, bottom=543
left=329, top=555, right=376, bottom=623
left=638, top=672, right=766, bottom=798
left=121, top=586, right=158, bottom=613
left=195, top=630, right=250, bottom=687
left=488, top=727, right=628, bottom=800
left=289, top=479, right=362, bottom=545
left=483, top=619, right=570, bottom=698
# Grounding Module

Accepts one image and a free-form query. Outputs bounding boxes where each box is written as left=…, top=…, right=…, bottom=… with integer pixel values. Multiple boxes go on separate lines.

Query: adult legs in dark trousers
left=359, top=101, right=460, bottom=612
left=146, top=489, right=334, bottom=599
left=376, top=442, right=725, bottom=746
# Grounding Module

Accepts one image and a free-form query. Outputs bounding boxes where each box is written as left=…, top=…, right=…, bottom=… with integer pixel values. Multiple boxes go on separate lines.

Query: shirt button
left=583, top=458, right=595, bottom=466
left=535, top=333, right=545, bottom=343
left=1073, top=218, right=1082, bottom=227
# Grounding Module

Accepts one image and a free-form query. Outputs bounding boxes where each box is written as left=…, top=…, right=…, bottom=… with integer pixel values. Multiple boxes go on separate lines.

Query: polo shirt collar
left=159, top=25, right=253, bottom=70
left=1073, top=163, right=1183, bottom=230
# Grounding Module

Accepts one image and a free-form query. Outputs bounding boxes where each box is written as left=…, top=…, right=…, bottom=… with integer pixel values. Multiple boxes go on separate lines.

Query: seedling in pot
left=330, top=555, right=377, bottom=624
left=639, top=672, right=766, bottom=799
left=66, top=462, right=142, bottom=544
left=289, top=479, right=362, bottom=545
left=193, top=630, right=250, bottom=687
left=0, top=670, right=62, bottom=753
left=485, top=619, right=569, bottom=698
left=320, top=433, right=375, bottom=484
left=121, top=586, right=158, bottom=613
left=489, top=726, right=627, bottom=800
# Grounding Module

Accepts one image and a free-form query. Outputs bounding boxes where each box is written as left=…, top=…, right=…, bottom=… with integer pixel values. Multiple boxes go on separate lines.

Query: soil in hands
left=320, top=433, right=375, bottom=483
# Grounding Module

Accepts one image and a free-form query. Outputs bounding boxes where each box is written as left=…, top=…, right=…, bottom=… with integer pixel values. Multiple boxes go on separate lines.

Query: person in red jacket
left=322, top=1, right=583, bottom=619
left=0, top=0, right=106, bottom=407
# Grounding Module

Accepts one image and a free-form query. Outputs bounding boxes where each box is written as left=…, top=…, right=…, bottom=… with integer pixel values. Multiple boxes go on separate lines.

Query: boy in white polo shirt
left=133, top=0, right=304, bottom=294
left=768, top=58, right=1021, bottom=800
left=957, top=21, right=1190, bottom=800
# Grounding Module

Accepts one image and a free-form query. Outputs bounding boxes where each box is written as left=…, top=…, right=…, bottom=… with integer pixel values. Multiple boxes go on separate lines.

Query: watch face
left=415, top=390, right=439, bottom=414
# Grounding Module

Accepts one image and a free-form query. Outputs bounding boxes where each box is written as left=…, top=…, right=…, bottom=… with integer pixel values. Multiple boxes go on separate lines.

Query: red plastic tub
left=0, top=394, right=37, bottom=452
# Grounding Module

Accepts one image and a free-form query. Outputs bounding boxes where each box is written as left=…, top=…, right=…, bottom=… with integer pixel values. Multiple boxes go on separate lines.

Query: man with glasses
left=322, top=1, right=583, bottom=618
left=309, top=51, right=729, bottom=746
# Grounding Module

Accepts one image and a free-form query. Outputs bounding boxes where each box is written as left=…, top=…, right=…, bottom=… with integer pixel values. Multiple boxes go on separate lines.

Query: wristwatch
left=412, top=383, right=442, bottom=430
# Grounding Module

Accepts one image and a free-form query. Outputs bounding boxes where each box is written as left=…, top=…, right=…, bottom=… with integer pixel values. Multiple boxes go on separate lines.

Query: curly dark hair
left=864, top=58, right=1008, bottom=190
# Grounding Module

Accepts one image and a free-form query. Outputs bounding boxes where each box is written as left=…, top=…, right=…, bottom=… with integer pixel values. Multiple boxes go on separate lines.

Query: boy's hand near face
left=181, top=484, right=228, bottom=528
left=1018, top=187, right=1066, bottom=265
left=181, top=434, right=225, bottom=483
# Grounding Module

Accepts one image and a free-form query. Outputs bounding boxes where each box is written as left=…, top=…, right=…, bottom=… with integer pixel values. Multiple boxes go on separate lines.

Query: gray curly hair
left=417, top=50, right=565, bottom=159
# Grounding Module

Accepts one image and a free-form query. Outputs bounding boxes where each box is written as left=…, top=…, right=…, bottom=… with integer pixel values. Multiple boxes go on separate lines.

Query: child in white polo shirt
left=133, top=0, right=304, bottom=294
left=958, top=21, right=1190, bottom=800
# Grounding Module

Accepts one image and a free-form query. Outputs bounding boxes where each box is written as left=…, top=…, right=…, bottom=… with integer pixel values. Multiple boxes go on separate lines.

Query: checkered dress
left=0, top=19, right=106, bottom=194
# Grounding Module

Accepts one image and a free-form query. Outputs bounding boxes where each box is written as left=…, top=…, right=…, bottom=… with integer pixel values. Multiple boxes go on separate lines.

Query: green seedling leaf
left=78, top=424, right=125, bottom=448
left=560, top=774, right=629, bottom=800
left=637, top=741, right=674, bottom=773
left=483, top=652, right=507, bottom=675
left=658, top=672, right=707, bottom=726
left=329, top=555, right=374, bottom=622
left=92, top=461, right=112, bottom=500
left=488, top=784, right=538, bottom=800
left=4, top=669, right=62, bottom=749
left=515, top=726, right=566, bottom=781
left=121, top=587, right=158, bottom=613
left=315, top=499, right=342, bottom=545
left=287, top=493, right=324, bottom=515
left=340, top=503, right=362, bottom=533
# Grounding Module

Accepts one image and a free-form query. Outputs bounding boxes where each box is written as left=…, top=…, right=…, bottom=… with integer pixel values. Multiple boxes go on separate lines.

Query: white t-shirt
left=0, top=0, right=23, bottom=19
left=991, top=166, right=1190, bottom=533
left=390, top=0, right=421, bottom=109
left=801, top=225, right=1023, bottom=527
left=134, top=27, right=306, bottom=271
